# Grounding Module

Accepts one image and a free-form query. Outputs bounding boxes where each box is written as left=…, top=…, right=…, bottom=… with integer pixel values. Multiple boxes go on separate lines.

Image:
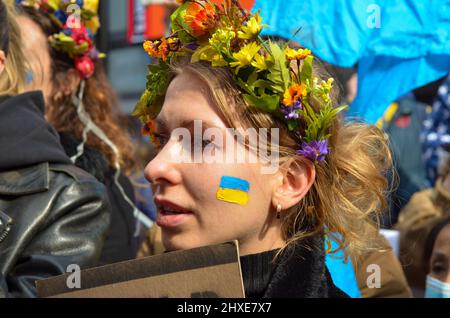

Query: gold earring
left=276, top=204, right=282, bottom=220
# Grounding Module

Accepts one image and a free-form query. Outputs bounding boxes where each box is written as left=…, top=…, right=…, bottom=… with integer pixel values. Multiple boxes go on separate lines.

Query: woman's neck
left=238, top=223, right=285, bottom=256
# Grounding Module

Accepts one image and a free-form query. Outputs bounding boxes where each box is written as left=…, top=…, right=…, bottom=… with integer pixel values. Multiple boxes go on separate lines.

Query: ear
left=0, top=50, right=6, bottom=75
left=271, top=158, right=316, bottom=215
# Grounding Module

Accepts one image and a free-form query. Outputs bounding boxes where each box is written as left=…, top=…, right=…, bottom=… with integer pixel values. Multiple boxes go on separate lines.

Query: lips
left=155, top=198, right=194, bottom=228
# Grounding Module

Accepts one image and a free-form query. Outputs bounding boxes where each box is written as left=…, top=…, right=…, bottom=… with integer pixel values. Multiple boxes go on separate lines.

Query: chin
left=161, top=230, right=207, bottom=252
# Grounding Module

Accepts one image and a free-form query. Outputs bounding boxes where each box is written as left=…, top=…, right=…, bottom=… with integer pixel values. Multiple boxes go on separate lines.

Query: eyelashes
left=153, top=132, right=169, bottom=147
left=153, top=132, right=214, bottom=151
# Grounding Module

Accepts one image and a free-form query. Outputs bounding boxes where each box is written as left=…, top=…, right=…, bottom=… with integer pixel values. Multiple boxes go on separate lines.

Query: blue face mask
left=425, top=275, right=450, bottom=298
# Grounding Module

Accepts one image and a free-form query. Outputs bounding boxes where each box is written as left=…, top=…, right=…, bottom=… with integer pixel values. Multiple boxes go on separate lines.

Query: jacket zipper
left=0, top=211, right=12, bottom=243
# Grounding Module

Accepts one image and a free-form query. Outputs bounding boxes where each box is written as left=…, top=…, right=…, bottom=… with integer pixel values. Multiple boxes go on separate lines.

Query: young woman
left=16, top=0, right=142, bottom=265
left=135, top=1, right=392, bottom=297
left=0, top=0, right=109, bottom=297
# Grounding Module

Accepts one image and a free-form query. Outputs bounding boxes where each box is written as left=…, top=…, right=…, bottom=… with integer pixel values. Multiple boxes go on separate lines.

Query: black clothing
left=240, top=235, right=348, bottom=298
left=0, top=92, right=110, bottom=297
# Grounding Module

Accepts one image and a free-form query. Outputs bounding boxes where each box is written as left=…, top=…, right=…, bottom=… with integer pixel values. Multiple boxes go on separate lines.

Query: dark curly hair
left=19, top=6, right=136, bottom=173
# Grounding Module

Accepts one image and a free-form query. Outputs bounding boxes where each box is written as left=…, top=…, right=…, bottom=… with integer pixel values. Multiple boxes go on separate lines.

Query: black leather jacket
left=0, top=92, right=111, bottom=297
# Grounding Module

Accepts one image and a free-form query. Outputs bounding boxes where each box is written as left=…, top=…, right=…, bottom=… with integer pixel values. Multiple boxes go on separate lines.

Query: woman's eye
left=192, top=138, right=213, bottom=150
left=154, top=133, right=169, bottom=147
left=431, top=263, right=447, bottom=274
left=202, top=139, right=213, bottom=148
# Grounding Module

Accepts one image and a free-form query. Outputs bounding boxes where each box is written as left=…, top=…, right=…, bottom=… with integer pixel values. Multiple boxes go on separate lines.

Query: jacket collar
left=263, top=234, right=340, bottom=298
left=0, top=162, right=49, bottom=196
left=0, top=91, right=72, bottom=171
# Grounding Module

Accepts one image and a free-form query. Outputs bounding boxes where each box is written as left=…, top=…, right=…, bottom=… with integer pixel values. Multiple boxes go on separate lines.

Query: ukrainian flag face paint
left=216, top=176, right=250, bottom=206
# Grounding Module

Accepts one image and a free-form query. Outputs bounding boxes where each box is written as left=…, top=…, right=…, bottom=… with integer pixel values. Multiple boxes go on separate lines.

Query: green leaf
left=247, top=70, right=258, bottom=86
left=243, top=94, right=280, bottom=113
left=252, top=79, right=272, bottom=90
left=191, top=45, right=213, bottom=63
left=300, top=55, right=314, bottom=85
left=170, top=2, right=194, bottom=44
left=133, top=62, right=171, bottom=119
left=236, top=77, right=255, bottom=95
left=287, top=120, right=299, bottom=131
left=267, top=41, right=291, bottom=93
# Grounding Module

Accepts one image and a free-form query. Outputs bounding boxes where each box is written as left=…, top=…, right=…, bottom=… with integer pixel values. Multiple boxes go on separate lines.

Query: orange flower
left=143, top=39, right=170, bottom=61
left=142, top=119, right=156, bottom=136
left=185, top=2, right=216, bottom=37
left=142, top=119, right=161, bottom=148
left=283, top=84, right=307, bottom=107
left=143, top=40, right=159, bottom=57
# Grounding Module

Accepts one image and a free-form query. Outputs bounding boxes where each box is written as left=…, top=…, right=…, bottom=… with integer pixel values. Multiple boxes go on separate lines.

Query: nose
left=144, top=144, right=183, bottom=188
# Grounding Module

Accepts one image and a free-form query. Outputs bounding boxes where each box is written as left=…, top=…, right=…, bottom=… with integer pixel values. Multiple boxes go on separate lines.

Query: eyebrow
left=431, top=252, right=449, bottom=262
left=155, top=118, right=221, bottom=132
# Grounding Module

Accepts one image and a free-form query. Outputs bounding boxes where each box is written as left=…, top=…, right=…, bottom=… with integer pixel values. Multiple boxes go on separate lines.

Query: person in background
left=0, top=0, right=110, bottom=297
left=122, top=115, right=158, bottom=222
left=396, top=157, right=450, bottom=296
left=423, top=217, right=450, bottom=298
left=16, top=0, right=142, bottom=265
left=422, top=74, right=450, bottom=186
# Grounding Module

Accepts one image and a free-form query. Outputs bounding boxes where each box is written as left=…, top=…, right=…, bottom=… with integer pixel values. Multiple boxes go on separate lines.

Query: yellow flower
left=251, top=53, right=270, bottom=72
left=85, top=16, right=100, bottom=35
left=320, top=78, right=334, bottom=91
left=238, top=12, right=265, bottom=40
left=191, top=45, right=227, bottom=67
left=285, top=48, right=312, bottom=60
left=230, top=42, right=261, bottom=73
left=318, top=78, right=334, bottom=102
left=209, top=28, right=236, bottom=52
left=283, top=84, right=307, bottom=106
left=83, top=0, right=99, bottom=13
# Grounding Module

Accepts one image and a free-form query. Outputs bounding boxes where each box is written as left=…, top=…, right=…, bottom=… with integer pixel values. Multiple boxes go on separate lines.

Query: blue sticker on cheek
left=26, top=70, right=34, bottom=84
left=216, top=176, right=250, bottom=206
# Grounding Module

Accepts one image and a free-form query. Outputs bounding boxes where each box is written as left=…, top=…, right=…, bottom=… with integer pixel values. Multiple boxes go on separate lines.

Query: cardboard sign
left=36, top=241, right=245, bottom=298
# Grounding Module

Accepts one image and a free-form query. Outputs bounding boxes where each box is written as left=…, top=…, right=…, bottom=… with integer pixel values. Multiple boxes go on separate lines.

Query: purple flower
left=280, top=100, right=302, bottom=120
left=185, top=42, right=200, bottom=51
left=297, top=140, right=330, bottom=162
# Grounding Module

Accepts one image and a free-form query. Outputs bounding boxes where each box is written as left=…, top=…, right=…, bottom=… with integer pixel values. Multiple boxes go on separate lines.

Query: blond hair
left=169, top=56, right=393, bottom=258
left=0, top=0, right=26, bottom=95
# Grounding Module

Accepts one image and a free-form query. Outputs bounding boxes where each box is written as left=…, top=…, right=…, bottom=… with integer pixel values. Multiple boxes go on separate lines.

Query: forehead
left=157, top=71, right=225, bottom=129
left=433, top=224, right=450, bottom=256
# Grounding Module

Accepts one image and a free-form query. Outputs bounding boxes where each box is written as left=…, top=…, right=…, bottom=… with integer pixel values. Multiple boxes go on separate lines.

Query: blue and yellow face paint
left=216, top=176, right=250, bottom=206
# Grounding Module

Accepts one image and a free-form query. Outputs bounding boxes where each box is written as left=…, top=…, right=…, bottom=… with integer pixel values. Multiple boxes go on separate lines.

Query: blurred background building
left=97, top=0, right=255, bottom=113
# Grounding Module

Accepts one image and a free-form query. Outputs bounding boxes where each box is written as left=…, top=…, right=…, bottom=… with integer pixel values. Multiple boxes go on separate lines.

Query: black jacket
left=241, top=234, right=348, bottom=298
left=58, top=133, right=139, bottom=265
left=264, top=235, right=348, bottom=298
left=0, top=92, right=110, bottom=297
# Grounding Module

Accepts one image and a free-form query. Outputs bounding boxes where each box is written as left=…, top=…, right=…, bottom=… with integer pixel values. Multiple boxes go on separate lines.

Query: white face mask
left=425, top=275, right=450, bottom=298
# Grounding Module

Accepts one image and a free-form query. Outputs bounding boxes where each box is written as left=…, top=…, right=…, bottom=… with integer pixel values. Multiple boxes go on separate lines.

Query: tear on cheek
left=216, top=176, right=250, bottom=206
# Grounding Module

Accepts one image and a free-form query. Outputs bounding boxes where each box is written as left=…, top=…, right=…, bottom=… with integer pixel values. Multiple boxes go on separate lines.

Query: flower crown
left=133, top=0, right=346, bottom=162
left=16, top=0, right=105, bottom=79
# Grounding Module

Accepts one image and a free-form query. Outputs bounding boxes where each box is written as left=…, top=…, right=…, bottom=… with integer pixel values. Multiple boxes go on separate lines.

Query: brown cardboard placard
left=36, top=241, right=245, bottom=298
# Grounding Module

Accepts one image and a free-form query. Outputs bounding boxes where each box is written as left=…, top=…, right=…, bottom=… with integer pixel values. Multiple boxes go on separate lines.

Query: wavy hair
left=19, top=6, right=135, bottom=173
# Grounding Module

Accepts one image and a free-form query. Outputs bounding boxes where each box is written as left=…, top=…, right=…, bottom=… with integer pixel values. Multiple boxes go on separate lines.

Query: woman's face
left=429, top=224, right=450, bottom=283
left=144, top=71, right=286, bottom=255
left=18, top=15, right=53, bottom=101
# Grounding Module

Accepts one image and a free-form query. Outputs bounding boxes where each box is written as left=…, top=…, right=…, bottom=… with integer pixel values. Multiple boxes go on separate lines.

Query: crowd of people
left=0, top=0, right=449, bottom=299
